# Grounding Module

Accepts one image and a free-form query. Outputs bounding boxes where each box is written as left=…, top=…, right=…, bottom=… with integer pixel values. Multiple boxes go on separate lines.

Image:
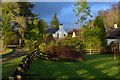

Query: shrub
left=38, top=43, right=46, bottom=52
left=43, top=45, right=85, bottom=61
left=56, top=36, right=84, bottom=51
left=24, top=40, right=36, bottom=51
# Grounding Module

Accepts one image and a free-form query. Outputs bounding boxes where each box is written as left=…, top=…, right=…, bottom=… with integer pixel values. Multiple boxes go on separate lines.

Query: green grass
left=2, top=56, right=26, bottom=79
left=26, top=54, right=119, bottom=80
left=2, top=54, right=119, bottom=80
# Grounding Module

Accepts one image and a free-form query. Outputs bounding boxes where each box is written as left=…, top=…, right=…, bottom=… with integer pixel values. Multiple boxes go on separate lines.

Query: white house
left=46, top=24, right=68, bottom=40
left=53, top=24, right=68, bottom=39
left=106, top=24, right=120, bottom=45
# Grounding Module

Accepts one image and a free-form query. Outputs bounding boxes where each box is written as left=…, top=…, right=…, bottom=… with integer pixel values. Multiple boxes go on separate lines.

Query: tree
left=2, top=15, right=15, bottom=49
left=98, top=3, right=118, bottom=28
left=118, top=2, right=120, bottom=28
left=38, top=19, right=46, bottom=40
left=73, top=0, right=92, bottom=26
left=80, top=16, right=107, bottom=51
left=2, top=2, right=35, bottom=47
left=25, top=19, right=45, bottom=50
left=39, top=19, right=48, bottom=28
left=81, top=26, right=102, bottom=50
left=50, top=13, right=59, bottom=28
left=94, top=16, right=107, bottom=48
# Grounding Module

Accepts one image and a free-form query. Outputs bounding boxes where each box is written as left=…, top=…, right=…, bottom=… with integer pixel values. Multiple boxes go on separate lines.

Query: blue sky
left=31, top=2, right=117, bottom=31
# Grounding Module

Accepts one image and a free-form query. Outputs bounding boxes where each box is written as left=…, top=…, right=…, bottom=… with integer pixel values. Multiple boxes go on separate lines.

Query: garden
left=1, top=1, right=120, bottom=80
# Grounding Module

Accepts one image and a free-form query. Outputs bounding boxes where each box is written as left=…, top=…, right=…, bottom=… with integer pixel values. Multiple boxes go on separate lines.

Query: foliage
left=43, top=45, right=84, bottom=61
left=98, top=3, right=118, bottom=27
left=50, top=13, right=59, bottom=28
left=25, top=19, right=45, bottom=51
left=2, top=2, right=35, bottom=47
left=38, top=19, right=48, bottom=28
left=38, top=43, right=46, bottom=52
left=73, top=0, right=92, bottom=25
left=2, top=15, right=15, bottom=49
left=43, top=34, right=55, bottom=44
left=118, top=2, right=120, bottom=28
left=56, top=36, right=84, bottom=51
left=81, top=17, right=107, bottom=50
left=81, top=26, right=102, bottom=49
left=94, top=16, right=107, bottom=48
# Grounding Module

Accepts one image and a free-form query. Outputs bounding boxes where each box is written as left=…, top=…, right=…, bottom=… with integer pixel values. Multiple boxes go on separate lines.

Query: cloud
left=31, top=2, right=116, bottom=30
left=32, top=2, right=74, bottom=17
left=32, top=2, right=77, bottom=30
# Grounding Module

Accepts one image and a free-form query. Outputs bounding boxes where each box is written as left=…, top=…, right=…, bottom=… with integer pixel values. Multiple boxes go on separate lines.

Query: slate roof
left=46, top=28, right=59, bottom=34
left=107, top=29, right=120, bottom=39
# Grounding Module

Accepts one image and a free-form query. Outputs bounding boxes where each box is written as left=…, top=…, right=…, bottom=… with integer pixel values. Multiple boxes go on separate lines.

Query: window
left=57, top=34, right=59, bottom=38
left=64, top=34, right=66, bottom=37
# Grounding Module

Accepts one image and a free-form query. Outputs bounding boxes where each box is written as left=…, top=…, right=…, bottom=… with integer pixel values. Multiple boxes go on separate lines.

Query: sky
left=31, top=2, right=117, bottom=31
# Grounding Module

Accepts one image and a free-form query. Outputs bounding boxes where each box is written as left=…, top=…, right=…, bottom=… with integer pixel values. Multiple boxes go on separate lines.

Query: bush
left=56, top=36, right=84, bottom=51
left=24, top=40, right=37, bottom=51
left=43, top=45, right=85, bottom=61
left=38, top=43, right=46, bottom=52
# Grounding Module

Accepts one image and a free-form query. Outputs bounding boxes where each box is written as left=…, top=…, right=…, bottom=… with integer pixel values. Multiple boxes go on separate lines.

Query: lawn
left=2, top=54, right=119, bottom=80
left=26, top=54, right=119, bottom=80
left=2, top=56, right=26, bottom=80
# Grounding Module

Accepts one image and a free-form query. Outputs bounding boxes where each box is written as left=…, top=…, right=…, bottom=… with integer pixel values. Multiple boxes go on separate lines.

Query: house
left=68, top=29, right=80, bottom=38
left=46, top=24, right=68, bottom=40
left=106, top=24, right=120, bottom=45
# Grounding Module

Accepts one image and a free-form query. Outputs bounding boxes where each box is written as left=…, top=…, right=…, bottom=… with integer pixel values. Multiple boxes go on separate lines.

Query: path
left=1, top=48, right=27, bottom=63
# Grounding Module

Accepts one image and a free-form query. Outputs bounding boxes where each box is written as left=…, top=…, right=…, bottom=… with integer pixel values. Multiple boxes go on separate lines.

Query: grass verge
left=26, top=54, right=119, bottom=79
left=2, top=56, right=26, bottom=80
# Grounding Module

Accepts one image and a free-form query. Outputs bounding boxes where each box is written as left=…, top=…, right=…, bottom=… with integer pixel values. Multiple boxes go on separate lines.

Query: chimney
left=59, top=24, right=63, bottom=30
left=114, top=24, right=118, bottom=29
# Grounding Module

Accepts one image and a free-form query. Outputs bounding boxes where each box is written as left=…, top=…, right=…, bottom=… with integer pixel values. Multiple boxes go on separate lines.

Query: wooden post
left=9, top=76, right=14, bottom=80
left=90, top=49, right=91, bottom=55
left=17, top=75, right=22, bottom=80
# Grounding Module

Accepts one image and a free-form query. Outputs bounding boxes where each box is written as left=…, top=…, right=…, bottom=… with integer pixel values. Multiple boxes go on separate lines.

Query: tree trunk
left=19, top=38, right=22, bottom=47
left=19, top=28, right=25, bottom=47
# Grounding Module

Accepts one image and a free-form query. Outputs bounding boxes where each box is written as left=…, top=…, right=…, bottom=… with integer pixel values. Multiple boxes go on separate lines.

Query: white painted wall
left=107, top=39, right=117, bottom=45
left=54, top=25, right=68, bottom=38
left=72, top=32, right=76, bottom=38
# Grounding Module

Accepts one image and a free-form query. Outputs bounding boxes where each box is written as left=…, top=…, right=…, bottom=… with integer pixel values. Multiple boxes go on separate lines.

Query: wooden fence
left=85, top=49, right=101, bottom=55
left=8, top=49, right=41, bottom=80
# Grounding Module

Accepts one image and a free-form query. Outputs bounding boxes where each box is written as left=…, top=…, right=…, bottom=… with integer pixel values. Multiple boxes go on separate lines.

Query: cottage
left=106, top=24, right=120, bottom=45
left=68, top=29, right=80, bottom=38
left=53, top=24, right=68, bottom=38
left=46, top=24, right=68, bottom=40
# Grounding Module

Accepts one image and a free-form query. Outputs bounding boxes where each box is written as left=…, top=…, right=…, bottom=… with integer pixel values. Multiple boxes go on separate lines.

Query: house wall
left=53, top=25, right=68, bottom=38
left=107, top=39, right=117, bottom=46
left=54, top=29, right=68, bottom=38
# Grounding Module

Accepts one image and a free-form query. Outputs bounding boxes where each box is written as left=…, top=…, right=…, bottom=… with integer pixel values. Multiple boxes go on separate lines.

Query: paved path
left=1, top=48, right=27, bottom=63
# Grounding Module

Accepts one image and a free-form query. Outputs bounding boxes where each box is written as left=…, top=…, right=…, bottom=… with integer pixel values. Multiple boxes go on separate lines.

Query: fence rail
left=8, top=49, right=41, bottom=80
left=85, top=49, right=101, bottom=55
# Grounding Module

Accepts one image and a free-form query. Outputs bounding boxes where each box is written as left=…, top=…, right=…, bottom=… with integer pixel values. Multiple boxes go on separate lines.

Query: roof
left=107, top=29, right=120, bottom=39
left=46, top=28, right=59, bottom=34
left=68, top=29, right=80, bottom=35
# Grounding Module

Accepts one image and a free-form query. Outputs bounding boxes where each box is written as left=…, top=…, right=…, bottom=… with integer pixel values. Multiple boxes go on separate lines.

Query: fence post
left=90, top=49, right=91, bottom=55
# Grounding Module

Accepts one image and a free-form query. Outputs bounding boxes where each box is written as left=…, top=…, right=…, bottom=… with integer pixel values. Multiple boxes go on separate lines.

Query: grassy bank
left=26, top=54, right=119, bottom=79
left=2, top=56, right=26, bottom=79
